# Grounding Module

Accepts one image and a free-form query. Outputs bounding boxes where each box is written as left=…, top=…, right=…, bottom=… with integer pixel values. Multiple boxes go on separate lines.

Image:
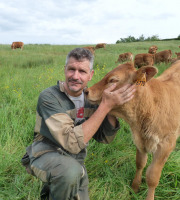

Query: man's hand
left=83, top=83, right=136, bottom=143
left=102, top=83, right=136, bottom=111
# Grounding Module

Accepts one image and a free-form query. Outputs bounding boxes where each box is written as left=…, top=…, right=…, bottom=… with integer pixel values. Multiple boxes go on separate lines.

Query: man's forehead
left=68, top=57, right=89, bottom=63
left=66, top=57, right=90, bottom=68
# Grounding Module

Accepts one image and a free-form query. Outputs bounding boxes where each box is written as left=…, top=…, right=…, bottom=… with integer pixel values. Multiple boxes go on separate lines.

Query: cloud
left=0, top=0, right=180, bottom=44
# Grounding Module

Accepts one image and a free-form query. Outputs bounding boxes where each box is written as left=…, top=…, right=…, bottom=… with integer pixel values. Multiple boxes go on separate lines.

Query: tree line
left=116, top=34, right=180, bottom=43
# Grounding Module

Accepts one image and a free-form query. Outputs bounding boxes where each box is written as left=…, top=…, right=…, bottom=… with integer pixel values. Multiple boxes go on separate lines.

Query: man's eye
left=80, top=70, right=86, bottom=73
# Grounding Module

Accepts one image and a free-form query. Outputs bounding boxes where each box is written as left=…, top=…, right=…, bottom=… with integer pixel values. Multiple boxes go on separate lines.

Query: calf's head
left=85, top=63, right=158, bottom=104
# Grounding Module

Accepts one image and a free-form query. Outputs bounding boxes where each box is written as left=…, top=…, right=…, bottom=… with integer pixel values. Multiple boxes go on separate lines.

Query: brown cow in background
left=175, top=52, right=180, bottom=58
left=11, top=42, right=24, bottom=50
left=83, top=46, right=96, bottom=54
left=171, top=52, right=180, bottom=63
left=148, top=45, right=158, bottom=54
left=115, top=52, right=133, bottom=63
left=95, top=43, right=106, bottom=49
left=85, top=61, right=180, bottom=200
left=171, top=57, right=180, bottom=64
left=154, top=50, right=172, bottom=64
left=134, top=53, right=154, bottom=68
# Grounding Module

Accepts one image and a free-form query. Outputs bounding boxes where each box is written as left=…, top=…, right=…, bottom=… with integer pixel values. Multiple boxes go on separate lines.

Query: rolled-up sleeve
left=45, top=113, right=86, bottom=154
left=37, top=90, right=86, bottom=154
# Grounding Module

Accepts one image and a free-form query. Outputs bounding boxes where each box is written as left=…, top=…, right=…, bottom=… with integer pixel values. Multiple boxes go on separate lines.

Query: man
left=24, top=48, right=136, bottom=200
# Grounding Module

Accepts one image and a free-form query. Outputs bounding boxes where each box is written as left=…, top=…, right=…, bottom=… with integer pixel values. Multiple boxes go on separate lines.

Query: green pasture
left=0, top=41, right=180, bottom=199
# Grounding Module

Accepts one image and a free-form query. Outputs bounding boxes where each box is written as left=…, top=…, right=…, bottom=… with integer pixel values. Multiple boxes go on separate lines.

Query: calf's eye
left=109, top=79, right=118, bottom=83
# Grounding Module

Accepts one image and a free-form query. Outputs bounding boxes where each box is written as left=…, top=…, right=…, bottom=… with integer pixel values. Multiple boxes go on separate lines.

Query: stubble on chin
left=64, top=78, right=84, bottom=95
left=67, top=82, right=83, bottom=93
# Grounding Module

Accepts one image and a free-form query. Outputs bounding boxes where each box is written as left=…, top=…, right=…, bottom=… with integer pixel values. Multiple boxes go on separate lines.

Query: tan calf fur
left=85, top=61, right=180, bottom=200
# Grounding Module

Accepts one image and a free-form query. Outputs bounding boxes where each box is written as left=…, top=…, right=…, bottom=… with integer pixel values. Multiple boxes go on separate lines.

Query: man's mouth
left=69, top=80, right=83, bottom=85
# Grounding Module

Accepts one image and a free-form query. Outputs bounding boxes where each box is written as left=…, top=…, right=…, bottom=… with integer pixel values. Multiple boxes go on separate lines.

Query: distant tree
left=126, top=36, right=136, bottom=42
left=138, top=34, right=145, bottom=41
left=177, top=35, right=180, bottom=40
left=151, top=35, right=159, bottom=41
left=116, top=35, right=136, bottom=43
left=116, top=34, right=160, bottom=44
left=146, top=35, right=160, bottom=41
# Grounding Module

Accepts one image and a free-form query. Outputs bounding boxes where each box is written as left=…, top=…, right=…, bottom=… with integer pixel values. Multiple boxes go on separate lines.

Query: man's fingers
left=123, top=94, right=135, bottom=104
left=105, top=83, right=135, bottom=94
left=125, top=88, right=136, bottom=99
left=117, top=84, right=132, bottom=93
left=113, top=84, right=136, bottom=104
left=122, top=86, right=136, bottom=98
left=104, top=83, right=117, bottom=92
left=104, top=83, right=136, bottom=106
left=114, top=84, right=136, bottom=96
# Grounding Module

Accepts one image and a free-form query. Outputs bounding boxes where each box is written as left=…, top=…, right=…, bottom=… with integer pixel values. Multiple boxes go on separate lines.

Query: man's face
left=64, top=57, right=94, bottom=97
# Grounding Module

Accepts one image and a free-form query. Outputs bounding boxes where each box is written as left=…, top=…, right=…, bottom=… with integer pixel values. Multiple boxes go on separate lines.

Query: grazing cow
left=175, top=52, right=180, bottom=58
left=95, top=43, right=106, bottom=49
left=85, top=61, right=180, bottom=200
left=83, top=46, right=96, bottom=54
left=11, top=42, right=24, bottom=50
left=115, top=52, right=133, bottom=63
left=134, top=53, right=154, bottom=68
left=148, top=45, right=158, bottom=54
left=154, top=50, right=172, bottom=64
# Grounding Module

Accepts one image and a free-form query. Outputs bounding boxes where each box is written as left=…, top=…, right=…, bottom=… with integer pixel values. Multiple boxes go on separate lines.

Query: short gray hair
left=65, top=48, right=94, bottom=71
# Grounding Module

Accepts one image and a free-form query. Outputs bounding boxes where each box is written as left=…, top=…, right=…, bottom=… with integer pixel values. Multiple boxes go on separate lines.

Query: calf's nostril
left=84, top=89, right=89, bottom=95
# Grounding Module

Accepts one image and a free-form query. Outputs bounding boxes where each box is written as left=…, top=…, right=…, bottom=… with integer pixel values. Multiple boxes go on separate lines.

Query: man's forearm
left=82, top=103, right=110, bottom=144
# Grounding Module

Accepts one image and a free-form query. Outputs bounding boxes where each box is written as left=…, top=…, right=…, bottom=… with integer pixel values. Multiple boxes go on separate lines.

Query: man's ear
left=134, top=66, right=158, bottom=85
left=89, top=70, right=94, bottom=81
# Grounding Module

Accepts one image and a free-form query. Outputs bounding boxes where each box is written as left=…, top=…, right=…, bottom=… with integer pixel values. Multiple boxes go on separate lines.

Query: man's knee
left=31, top=152, right=84, bottom=185
left=50, top=158, right=83, bottom=185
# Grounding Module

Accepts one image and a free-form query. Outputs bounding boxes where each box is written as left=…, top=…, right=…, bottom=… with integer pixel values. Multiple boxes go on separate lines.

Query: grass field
left=0, top=41, right=180, bottom=200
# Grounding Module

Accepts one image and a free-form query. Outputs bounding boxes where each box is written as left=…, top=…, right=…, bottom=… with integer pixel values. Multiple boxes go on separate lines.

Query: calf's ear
left=134, top=66, right=158, bottom=85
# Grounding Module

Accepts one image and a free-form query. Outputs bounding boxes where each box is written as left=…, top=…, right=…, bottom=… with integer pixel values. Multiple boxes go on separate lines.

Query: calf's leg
left=132, top=149, right=147, bottom=192
left=145, top=139, right=176, bottom=200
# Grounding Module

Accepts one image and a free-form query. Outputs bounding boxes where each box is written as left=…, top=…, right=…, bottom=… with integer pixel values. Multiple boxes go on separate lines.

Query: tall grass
left=0, top=41, right=180, bottom=200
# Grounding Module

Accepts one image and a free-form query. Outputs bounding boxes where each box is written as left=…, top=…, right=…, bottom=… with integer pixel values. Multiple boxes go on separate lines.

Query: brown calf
left=154, top=50, right=172, bottom=64
left=95, top=43, right=106, bottom=49
left=171, top=57, right=180, bottom=64
left=175, top=52, right=180, bottom=58
left=83, top=46, right=96, bottom=54
left=134, top=53, right=154, bottom=68
left=115, top=52, right=133, bottom=63
left=85, top=61, right=180, bottom=200
left=148, top=45, right=158, bottom=54
left=11, top=41, right=24, bottom=50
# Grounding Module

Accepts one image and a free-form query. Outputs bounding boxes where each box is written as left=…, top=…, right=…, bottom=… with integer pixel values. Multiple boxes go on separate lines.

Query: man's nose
left=72, top=70, right=80, bottom=79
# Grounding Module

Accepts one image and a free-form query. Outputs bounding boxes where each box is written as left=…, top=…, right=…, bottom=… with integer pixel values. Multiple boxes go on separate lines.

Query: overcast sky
left=0, top=0, right=180, bottom=45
